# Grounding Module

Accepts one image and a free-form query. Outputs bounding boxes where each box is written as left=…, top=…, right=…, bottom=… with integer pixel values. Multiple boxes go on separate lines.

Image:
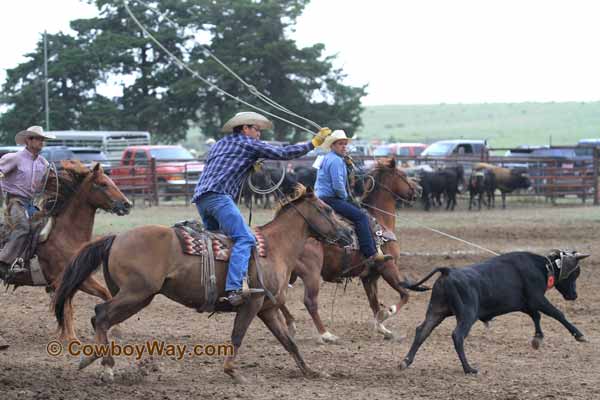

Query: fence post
left=594, top=147, right=599, bottom=206
left=150, top=157, right=159, bottom=206
left=184, top=162, right=190, bottom=206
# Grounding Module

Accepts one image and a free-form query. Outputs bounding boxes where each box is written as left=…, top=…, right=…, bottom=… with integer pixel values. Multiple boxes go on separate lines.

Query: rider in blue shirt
left=315, top=130, right=392, bottom=268
left=193, top=111, right=332, bottom=305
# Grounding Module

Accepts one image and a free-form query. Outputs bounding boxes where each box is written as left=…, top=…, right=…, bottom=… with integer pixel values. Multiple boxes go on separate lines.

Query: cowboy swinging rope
left=124, top=0, right=496, bottom=257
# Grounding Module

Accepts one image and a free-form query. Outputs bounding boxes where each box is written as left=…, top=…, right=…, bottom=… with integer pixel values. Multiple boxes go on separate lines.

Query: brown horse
left=2, top=160, right=131, bottom=342
left=280, top=158, right=423, bottom=343
left=53, top=186, right=352, bottom=383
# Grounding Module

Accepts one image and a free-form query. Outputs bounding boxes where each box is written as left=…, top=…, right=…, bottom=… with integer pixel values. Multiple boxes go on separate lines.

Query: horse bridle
left=91, top=179, right=128, bottom=214
left=363, top=169, right=420, bottom=206
left=275, top=189, right=347, bottom=246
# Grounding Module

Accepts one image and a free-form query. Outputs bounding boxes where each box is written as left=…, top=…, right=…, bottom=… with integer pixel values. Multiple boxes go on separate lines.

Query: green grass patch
left=356, top=101, right=600, bottom=148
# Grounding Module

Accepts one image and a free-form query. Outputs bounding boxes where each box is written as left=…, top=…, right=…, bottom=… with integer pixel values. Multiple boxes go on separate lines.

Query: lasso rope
left=360, top=202, right=500, bottom=256
left=122, top=0, right=320, bottom=136
left=246, top=164, right=287, bottom=195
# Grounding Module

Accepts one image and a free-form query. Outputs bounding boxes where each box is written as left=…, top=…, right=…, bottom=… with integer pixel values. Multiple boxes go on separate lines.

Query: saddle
left=0, top=211, right=54, bottom=286
left=171, top=220, right=269, bottom=312
left=337, top=212, right=397, bottom=252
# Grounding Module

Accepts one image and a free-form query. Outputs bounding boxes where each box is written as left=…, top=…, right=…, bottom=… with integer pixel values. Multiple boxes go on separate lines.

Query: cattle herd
left=243, top=160, right=532, bottom=212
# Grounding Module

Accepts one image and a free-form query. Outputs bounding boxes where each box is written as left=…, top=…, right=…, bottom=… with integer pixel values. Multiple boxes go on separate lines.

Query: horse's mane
left=42, top=161, right=91, bottom=216
left=361, top=158, right=400, bottom=201
left=273, top=184, right=308, bottom=218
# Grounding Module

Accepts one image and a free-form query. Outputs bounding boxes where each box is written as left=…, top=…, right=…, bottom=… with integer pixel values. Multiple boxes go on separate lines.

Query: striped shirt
left=0, top=148, right=49, bottom=199
left=193, top=133, right=313, bottom=202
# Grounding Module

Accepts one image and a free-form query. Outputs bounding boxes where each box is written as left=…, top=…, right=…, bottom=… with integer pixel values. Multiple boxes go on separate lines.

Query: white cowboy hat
left=221, top=111, right=273, bottom=133
left=15, top=126, right=56, bottom=145
left=321, top=129, right=352, bottom=150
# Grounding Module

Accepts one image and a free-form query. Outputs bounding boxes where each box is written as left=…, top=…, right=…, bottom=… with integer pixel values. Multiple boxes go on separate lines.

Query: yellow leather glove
left=311, top=127, right=332, bottom=147
left=252, top=161, right=263, bottom=173
left=0, top=171, right=4, bottom=179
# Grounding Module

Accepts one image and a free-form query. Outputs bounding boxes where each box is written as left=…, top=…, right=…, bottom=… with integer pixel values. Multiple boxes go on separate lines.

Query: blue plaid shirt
left=193, top=133, right=313, bottom=202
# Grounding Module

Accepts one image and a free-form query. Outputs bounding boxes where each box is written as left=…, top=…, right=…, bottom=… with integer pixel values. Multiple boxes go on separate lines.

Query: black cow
left=400, top=250, right=589, bottom=374
left=293, top=165, right=316, bottom=189
left=468, top=169, right=495, bottom=210
left=419, top=165, right=465, bottom=211
left=293, top=164, right=365, bottom=198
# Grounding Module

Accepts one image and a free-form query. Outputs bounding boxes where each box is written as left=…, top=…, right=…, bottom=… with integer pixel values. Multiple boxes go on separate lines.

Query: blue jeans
left=320, top=197, right=376, bottom=258
left=195, top=192, right=256, bottom=291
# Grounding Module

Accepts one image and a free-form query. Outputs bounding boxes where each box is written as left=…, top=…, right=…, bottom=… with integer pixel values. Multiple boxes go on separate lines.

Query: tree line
left=0, top=0, right=366, bottom=144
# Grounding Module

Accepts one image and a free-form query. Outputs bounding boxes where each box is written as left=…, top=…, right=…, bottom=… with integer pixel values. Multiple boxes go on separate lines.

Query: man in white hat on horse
left=192, top=111, right=332, bottom=306
left=0, top=126, right=54, bottom=284
left=314, top=130, right=392, bottom=268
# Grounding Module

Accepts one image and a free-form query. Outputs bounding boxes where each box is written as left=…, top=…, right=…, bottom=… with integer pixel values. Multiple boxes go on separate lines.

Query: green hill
left=356, top=102, right=600, bottom=148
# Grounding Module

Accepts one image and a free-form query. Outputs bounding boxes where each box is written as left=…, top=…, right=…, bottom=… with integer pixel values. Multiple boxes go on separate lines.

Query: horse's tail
left=53, top=235, right=116, bottom=329
left=403, top=267, right=449, bottom=291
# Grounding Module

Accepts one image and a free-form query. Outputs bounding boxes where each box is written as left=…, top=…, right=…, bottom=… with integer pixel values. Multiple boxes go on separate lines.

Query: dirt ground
left=1, top=206, right=599, bottom=400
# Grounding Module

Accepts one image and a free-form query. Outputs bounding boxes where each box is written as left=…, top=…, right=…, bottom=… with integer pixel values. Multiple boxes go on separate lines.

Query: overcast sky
left=2, top=0, right=599, bottom=106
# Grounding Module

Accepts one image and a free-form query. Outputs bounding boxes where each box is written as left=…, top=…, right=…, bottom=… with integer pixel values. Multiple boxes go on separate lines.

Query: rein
left=361, top=168, right=421, bottom=207
left=270, top=180, right=345, bottom=246
left=42, top=163, right=60, bottom=216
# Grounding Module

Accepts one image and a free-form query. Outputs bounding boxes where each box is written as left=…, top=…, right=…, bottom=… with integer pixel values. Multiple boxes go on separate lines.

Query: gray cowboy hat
left=15, top=126, right=56, bottom=145
left=221, top=112, right=273, bottom=133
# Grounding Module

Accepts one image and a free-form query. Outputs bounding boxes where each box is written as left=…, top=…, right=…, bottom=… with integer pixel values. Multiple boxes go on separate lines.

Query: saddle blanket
left=173, top=220, right=267, bottom=260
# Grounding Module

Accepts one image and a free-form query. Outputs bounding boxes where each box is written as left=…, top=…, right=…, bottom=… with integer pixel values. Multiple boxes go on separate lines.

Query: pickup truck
left=111, top=145, right=204, bottom=198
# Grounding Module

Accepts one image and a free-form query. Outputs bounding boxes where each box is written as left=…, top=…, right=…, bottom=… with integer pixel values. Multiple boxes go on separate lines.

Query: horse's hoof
left=575, top=335, right=588, bottom=343
left=464, top=367, right=478, bottom=375
left=531, top=336, right=543, bottom=349
left=375, top=310, right=390, bottom=323
left=79, top=355, right=97, bottom=370
left=110, top=326, right=123, bottom=339
left=390, top=333, right=406, bottom=343
left=304, top=369, right=324, bottom=380
left=100, top=367, right=114, bottom=383
left=226, top=370, right=247, bottom=385
left=59, top=335, right=79, bottom=345
left=318, top=332, right=339, bottom=344
left=382, top=331, right=396, bottom=341
left=399, top=360, right=409, bottom=370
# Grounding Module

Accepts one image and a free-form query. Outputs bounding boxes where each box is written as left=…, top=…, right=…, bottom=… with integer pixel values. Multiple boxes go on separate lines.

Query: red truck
left=111, top=145, right=204, bottom=198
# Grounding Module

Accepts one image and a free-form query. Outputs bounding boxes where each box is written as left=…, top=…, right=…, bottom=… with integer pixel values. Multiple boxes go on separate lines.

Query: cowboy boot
left=221, top=276, right=265, bottom=306
left=365, top=253, right=393, bottom=269
left=0, top=260, right=30, bottom=286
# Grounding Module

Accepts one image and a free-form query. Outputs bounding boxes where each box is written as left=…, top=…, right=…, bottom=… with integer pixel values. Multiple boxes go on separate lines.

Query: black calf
left=419, top=165, right=464, bottom=211
left=400, top=250, right=589, bottom=374
left=468, top=169, right=495, bottom=210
